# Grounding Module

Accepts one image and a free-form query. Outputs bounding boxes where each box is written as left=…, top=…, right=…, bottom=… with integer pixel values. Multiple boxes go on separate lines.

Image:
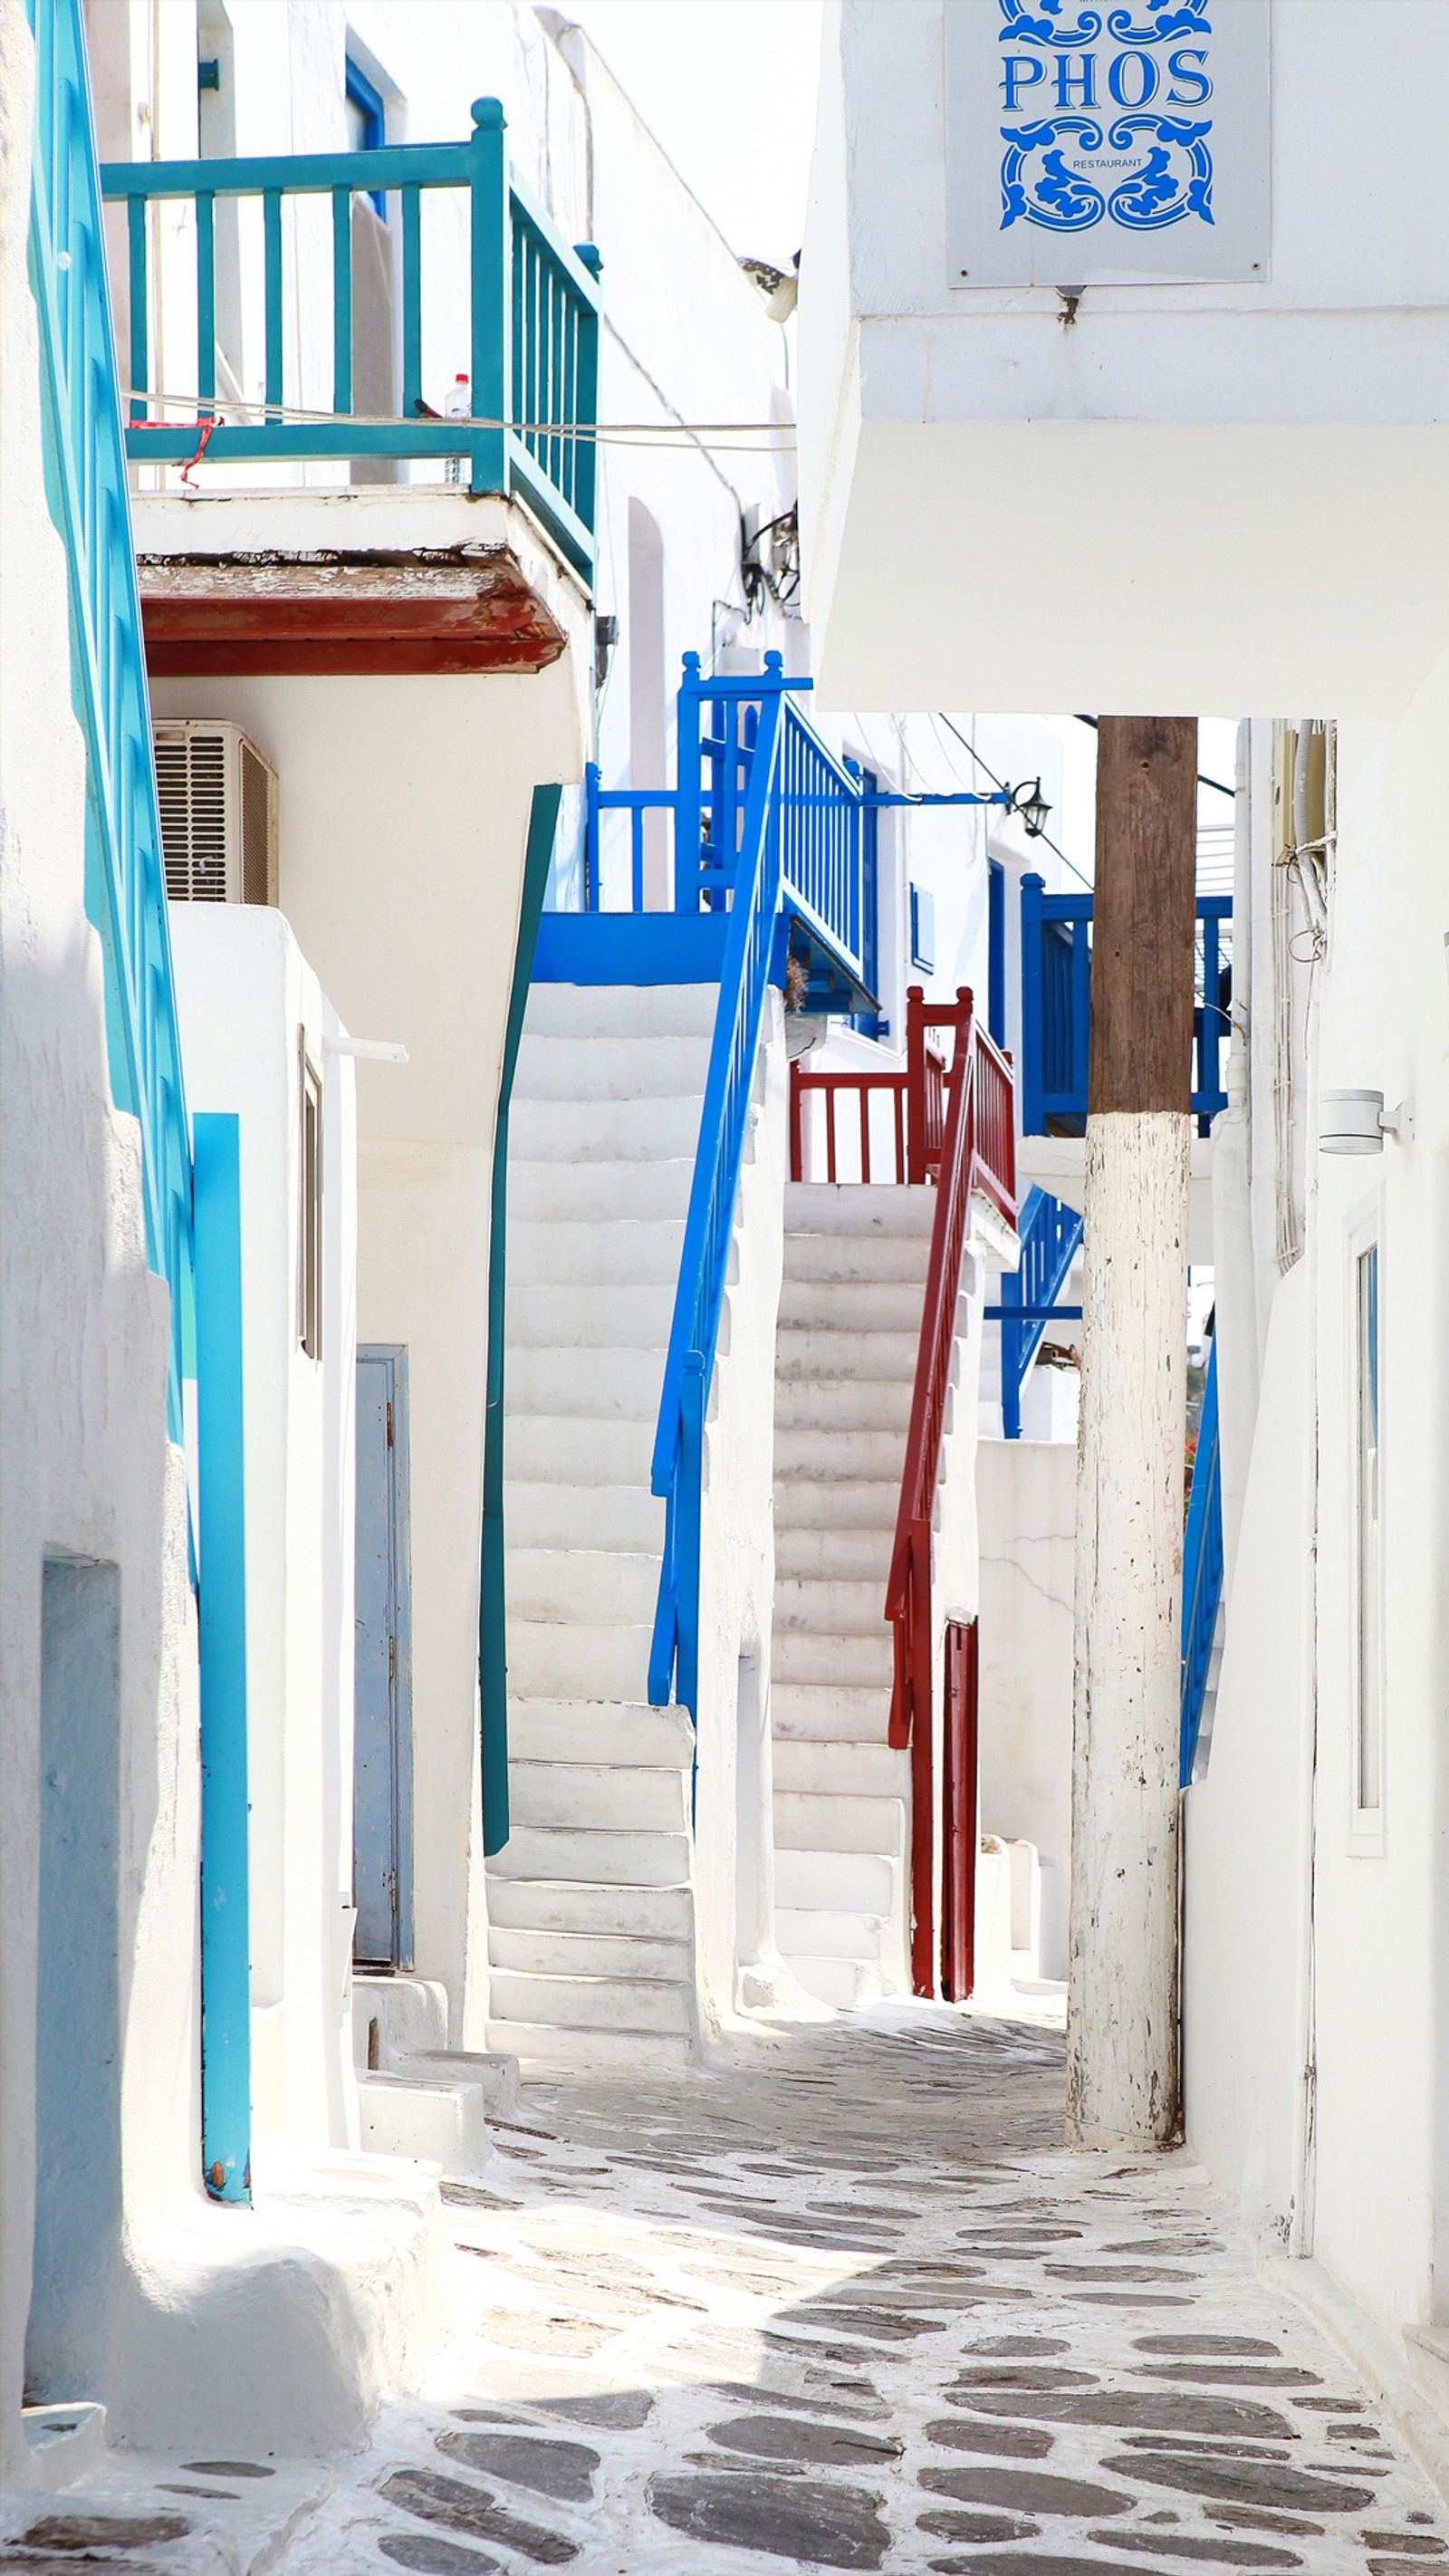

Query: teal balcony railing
left=31, top=0, right=194, bottom=1445
left=100, top=102, right=600, bottom=579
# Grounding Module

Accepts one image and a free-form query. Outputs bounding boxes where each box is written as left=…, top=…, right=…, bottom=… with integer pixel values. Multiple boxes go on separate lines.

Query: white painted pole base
left=1067, top=1109, right=1191, bottom=2148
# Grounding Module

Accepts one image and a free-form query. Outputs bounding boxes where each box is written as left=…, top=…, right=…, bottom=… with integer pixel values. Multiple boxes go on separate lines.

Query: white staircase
left=770, top=1182, right=933, bottom=2007
left=485, top=983, right=714, bottom=2074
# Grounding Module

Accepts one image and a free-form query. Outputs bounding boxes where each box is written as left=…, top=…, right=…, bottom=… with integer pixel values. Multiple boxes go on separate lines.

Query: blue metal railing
left=584, top=652, right=875, bottom=1013
left=990, top=1187, right=1084, bottom=1438
left=30, top=0, right=194, bottom=1446
left=99, top=104, right=600, bottom=577
left=1020, top=876, right=1233, bottom=1138
left=648, top=665, right=795, bottom=1716
left=1181, top=1336, right=1223, bottom=1785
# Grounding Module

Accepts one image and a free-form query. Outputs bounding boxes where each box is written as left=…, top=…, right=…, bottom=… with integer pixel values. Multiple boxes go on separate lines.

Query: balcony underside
left=138, top=544, right=568, bottom=678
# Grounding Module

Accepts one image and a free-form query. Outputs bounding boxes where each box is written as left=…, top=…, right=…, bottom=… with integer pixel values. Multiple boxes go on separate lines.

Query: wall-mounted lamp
left=1319, top=1088, right=1409, bottom=1154
left=1011, top=778, right=1051, bottom=839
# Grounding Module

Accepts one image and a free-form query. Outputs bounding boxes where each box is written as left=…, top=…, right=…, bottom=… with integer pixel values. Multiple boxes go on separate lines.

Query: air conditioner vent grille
left=157, top=730, right=229, bottom=901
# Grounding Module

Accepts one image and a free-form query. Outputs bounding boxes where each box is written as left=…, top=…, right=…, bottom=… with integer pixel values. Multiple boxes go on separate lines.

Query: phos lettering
left=1166, top=46, right=1213, bottom=105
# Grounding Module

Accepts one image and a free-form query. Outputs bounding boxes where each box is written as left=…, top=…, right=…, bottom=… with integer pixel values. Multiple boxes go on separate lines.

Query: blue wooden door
left=354, top=1347, right=412, bottom=1967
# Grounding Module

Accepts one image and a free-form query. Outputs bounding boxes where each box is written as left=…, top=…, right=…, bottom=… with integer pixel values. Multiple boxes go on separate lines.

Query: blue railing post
left=1180, top=1335, right=1224, bottom=1786
left=468, top=98, right=509, bottom=495
left=572, top=244, right=602, bottom=533
left=583, top=760, right=600, bottom=912
left=675, top=654, right=705, bottom=913
left=1020, top=873, right=1045, bottom=1136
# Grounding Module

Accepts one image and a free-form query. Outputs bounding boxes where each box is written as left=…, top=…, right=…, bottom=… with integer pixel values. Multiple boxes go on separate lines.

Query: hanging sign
left=945, top=0, right=1270, bottom=285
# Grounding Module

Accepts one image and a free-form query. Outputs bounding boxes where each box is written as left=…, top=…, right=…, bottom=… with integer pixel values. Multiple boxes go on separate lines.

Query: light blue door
left=354, top=1347, right=412, bottom=1967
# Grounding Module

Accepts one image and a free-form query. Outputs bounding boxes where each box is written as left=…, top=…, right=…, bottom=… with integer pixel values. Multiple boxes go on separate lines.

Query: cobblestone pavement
left=8, top=2005, right=1449, bottom=2575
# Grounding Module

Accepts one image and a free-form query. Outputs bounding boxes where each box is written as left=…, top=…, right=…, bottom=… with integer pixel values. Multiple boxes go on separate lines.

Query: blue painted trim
left=533, top=912, right=731, bottom=985
left=345, top=58, right=385, bottom=212
left=1180, top=1336, right=1223, bottom=1787
left=480, top=786, right=563, bottom=1855
left=988, top=859, right=1006, bottom=1048
left=193, top=1114, right=251, bottom=2206
left=1019, top=879, right=1233, bottom=1133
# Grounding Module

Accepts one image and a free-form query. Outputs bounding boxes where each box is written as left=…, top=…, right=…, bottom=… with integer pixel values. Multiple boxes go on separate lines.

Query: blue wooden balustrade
left=1180, top=1335, right=1223, bottom=1787
left=988, top=1186, right=1085, bottom=1438
left=1020, top=875, right=1233, bottom=1138
left=30, top=0, right=194, bottom=1449
left=32, top=0, right=252, bottom=2203
left=99, top=104, right=600, bottom=578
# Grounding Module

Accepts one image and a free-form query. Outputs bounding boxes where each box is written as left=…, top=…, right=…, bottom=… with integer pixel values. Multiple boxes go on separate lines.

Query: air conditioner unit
left=153, top=719, right=278, bottom=905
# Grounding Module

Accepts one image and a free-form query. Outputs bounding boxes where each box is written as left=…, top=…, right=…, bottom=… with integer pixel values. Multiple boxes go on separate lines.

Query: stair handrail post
left=906, top=984, right=928, bottom=1185
left=467, top=98, right=509, bottom=494
left=583, top=758, right=600, bottom=912
left=1020, top=872, right=1046, bottom=1137
left=674, top=652, right=705, bottom=915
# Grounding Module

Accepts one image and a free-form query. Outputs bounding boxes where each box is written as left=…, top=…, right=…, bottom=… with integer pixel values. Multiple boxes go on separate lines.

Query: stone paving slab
left=7, top=2006, right=1446, bottom=2576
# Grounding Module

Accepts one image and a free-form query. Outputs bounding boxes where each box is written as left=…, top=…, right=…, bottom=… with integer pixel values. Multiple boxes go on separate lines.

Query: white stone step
left=487, top=1824, right=690, bottom=1889
left=504, top=1619, right=656, bottom=1702
left=485, top=2020, right=691, bottom=2076
left=774, top=1574, right=895, bottom=1638
left=774, top=1525, right=893, bottom=1583
left=486, top=1877, right=695, bottom=1941
left=358, top=2063, right=496, bottom=2177
left=510, top=1158, right=694, bottom=1223
left=514, top=1030, right=712, bottom=1101
left=505, top=1700, right=692, bottom=1768
left=506, top=1414, right=653, bottom=1486
left=488, top=1966, right=692, bottom=2037
left=777, top=1906, right=887, bottom=1964
left=506, top=1545, right=660, bottom=1627
left=772, top=1740, right=907, bottom=1799
left=772, top=1476, right=899, bottom=1533
left=510, top=1760, right=688, bottom=1835
left=772, top=1625, right=895, bottom=1687
left=488, top=1924, right=692, bottom=1982
left=508, top=1345, right=667, bottom=1424
left=773, top=1790, right=906, bottom=1857
left=777, top=1279, right=924, bottom=1332
left=772, top=1682, right=894, bottom=1744
left=775, top=1847, right=897, bottom=1916
left=510, top=1093, right=703, bottom=1164
left=351, top=1972, right=448, bottom=2068
left=523, top=981, right=718, bottom=1041
left=505, top=1480, right=665, bottom=1555
left=785, top=1182, right=935, bottom=1235
left=773, top=1327, right=920, bottom=1383
left=509, top=1216, right=685, bottom=1289
left=787, top=1954, right=887, bottom=2010
left=773, top=1426, right=907, bottom=1481
left=784, top=1231, right=932, bottom=1287
left=507, top=1282, right=677, bottom=1350
left=774, top=1377, right=911, bottom=1434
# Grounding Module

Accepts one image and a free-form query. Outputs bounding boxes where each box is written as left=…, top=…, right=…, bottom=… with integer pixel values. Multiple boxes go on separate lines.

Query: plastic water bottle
left=445, top=373, right=470, bottom=485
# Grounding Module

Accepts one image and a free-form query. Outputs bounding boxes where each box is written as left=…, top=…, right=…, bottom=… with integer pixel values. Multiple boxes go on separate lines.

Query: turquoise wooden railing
left=99, top=104, right=600, bottom=579
left=29, top=0, right=194, bottom=1447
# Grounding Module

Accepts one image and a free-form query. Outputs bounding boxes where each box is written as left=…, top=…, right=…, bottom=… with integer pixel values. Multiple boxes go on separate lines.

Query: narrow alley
left=8, top=2013, right=1445, bottom=2576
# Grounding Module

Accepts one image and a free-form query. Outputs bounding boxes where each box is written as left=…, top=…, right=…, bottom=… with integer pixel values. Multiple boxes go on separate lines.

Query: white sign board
left=945, top=0, right=1270, bottom=285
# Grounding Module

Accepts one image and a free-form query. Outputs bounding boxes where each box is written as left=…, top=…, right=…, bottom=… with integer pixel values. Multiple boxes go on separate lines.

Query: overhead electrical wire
left=934, top=711, right=1093, bottom=889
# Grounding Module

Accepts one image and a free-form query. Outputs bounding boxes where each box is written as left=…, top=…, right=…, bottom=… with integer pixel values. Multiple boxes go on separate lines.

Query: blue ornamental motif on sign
left=997, top=0, right=1215, bottom=235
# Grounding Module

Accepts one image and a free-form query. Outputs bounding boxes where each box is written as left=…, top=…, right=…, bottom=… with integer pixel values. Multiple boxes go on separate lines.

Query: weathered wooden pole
left=1067, top=716, right=1198, bottom=2148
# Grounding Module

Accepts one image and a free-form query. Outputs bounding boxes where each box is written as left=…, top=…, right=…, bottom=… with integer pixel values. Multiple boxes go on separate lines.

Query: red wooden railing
left=790, top=1069, right=907, bottom=1184
left=884, top=989, right=1016, bottom=1995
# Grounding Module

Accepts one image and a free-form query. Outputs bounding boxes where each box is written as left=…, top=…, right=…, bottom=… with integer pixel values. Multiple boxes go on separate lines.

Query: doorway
left=353, top=1347, right=413, bottom=1968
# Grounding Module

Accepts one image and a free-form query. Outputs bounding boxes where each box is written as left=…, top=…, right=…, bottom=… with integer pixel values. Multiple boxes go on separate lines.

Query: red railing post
left=789, top=1059, right=804, bottom=1182
left=906, top=984, right=927, bottom=1184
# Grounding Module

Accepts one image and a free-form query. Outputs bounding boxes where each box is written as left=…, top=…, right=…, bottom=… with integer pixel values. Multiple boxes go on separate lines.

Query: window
left=910, top=882, right=936, bottom=976
left=300, top=1049, right=322, bottom=1360
left=1354, top=1235, right=1382, bottom=1821
left=345, top=57, right=386, bottom=215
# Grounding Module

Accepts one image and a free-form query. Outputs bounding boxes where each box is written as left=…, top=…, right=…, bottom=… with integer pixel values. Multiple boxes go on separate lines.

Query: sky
left=562, top=0, right=825, bottom=265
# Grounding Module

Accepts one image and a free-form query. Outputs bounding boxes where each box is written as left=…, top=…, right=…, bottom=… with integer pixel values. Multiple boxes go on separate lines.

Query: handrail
left=884, top=990, right=1017, bottom=1994
left=1180, top=1335, right=1223, bottom=1786
left=99, top=105, right=600, bottom=576
left=995, top=1187, right=1084, bottom=1438
left=30, top=0, right=194, bottom=1446
left=1020, top=876, right=1233, bottom=1138
left=790, top=1070, right=907, bottom=1184
left=648, top=663, right=792, bottom=1716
